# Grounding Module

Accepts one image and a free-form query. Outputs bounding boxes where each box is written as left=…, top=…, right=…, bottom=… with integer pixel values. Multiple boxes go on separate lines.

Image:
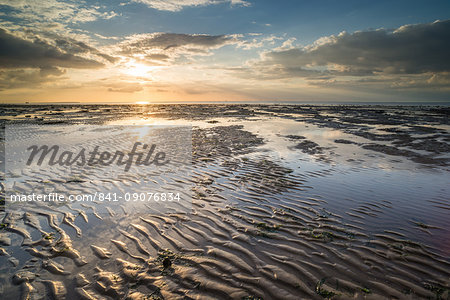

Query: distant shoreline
left=1, top=101, right=450, bottom=106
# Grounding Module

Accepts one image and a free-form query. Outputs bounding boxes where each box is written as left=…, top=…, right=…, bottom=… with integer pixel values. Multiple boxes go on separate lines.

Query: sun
left=135, top=101, right=149, bottom=105
left=124, top=62, right=155, bottom=77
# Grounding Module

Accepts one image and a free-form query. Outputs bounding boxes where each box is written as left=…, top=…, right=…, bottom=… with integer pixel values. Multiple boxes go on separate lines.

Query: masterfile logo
left=26, top=142, right=170, bottom=172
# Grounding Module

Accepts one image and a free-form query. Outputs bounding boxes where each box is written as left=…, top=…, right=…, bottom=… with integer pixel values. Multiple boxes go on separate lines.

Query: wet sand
left=0, top=104, right=449, bottom=299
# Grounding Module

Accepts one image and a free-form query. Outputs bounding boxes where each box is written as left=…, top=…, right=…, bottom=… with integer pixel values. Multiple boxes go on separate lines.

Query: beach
left=0, top=104, right=449, bottom=299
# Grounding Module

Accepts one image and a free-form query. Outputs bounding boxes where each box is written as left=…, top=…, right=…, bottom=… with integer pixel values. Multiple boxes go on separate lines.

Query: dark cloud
left=39, top=66, right=66, bottom=77
left=54, top=37, right=117, bottom=63
left=119, top=33, right=237, bottom=63
left=0, top=28, right=105, bottom=69
left=259, top=20, right=450, bottom=77
left=145, top=53, right=170, bottom=61
left=126, top=33, right=233, bottom=50
left=0, top=68, right=66, bottom=90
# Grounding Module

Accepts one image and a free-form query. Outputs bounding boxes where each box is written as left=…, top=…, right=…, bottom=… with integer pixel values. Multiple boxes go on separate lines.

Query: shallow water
left=0, top=104, right=449, bottom=299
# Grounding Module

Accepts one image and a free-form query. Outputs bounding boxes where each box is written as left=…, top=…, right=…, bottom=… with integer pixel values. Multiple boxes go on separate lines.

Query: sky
left=0, top=0, right=450, bottom=103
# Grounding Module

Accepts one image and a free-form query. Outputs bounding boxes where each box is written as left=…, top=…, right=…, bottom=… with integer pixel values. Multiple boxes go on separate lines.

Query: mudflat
left=0, top=104, right=449, bottom=299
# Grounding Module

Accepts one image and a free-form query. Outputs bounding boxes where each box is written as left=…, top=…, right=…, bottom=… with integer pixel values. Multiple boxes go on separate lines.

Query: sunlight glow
left=124, top=62, right=156, bottom=77
left=135, top=101, right=149, bottom=105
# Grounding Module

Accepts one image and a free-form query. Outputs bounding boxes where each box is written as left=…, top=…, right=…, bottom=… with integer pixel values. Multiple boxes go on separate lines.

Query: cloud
left=121, top=33, right=235, bottom=51
left=39, top=66, right=66, bottom=77
left=231, top=19, right=450, bottom=94
left=426, top=72, right=450, bottom=87
left=255, top=20, right=450, bottom=77
left=304, top=73, right=450, bottom=93
left=118, top=32, right=238, bottom=64
left=107, top=82, right=144, bottom=93
left=130, top=0, right=249, bottom=12
left=0, top=28, right=109, bottom=69
left=0, top=67, right=66, bottom=90
left=145, top=53, right=170, bottom=61
left=0, top=0, right=118, bottom=26
left=53, top=36, right=117, bottom=63
left=235, top=34, right=284, bottom=50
